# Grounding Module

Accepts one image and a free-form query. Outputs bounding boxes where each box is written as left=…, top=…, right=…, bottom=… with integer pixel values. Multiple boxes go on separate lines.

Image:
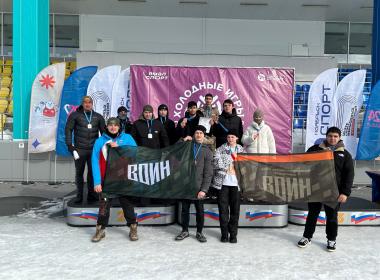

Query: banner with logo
left=87, top=65, right=121, bottom=121
left=110, top=67, right=130, bottom=119
left=130, top=65, right=294, bottom=154
left=305, top=68, right=338, bottom=150
left=103, top=141, right=198, bottom=199
left=28, top=63, right=66, bottom=153
left=234, top=151, right=339, bottom=204
left=56, top=66, right=98, bottom=156
left=332, top=70, right=366, bottom=158
left=357, top=81, right=380, bottom=160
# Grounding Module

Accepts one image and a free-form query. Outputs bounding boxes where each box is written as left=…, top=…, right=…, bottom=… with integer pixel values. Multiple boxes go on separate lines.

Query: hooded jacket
left=65, top=105, right=106, bottom=151
left=212, top=109, right=243, bottom=148
left=117, top=116, right=133, bottom=134
left=176, top=110, right=204, bottom=139
left=156, top=109, right=178, bottom=145
left=241, top=120, right=276, bottom=154
left=131, top=114, right=169, bottom=149
left=307, top=140, right=354, bottom=196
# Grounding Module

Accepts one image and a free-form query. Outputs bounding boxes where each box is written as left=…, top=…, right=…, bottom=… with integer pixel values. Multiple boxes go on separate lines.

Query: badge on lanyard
left=148, top=133, right=153, bottom=139
left=87, top=124, right=92, bottom=129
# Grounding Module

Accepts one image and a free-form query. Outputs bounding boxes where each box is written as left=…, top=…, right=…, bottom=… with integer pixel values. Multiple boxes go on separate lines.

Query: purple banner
left=130, top=65, right=294, bottom=154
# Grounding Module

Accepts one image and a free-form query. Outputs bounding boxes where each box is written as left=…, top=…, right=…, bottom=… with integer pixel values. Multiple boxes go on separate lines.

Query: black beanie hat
left=227, top=129, right=239, bottom=138
left=158, top=104, right=168, bottom=111
left=117, top=106, right=128, bottom=114
left=194, top=125, right=207, bottom=135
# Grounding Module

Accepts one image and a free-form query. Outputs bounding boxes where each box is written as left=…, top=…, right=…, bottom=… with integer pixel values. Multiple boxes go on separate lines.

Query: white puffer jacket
left=241, top=121, right=276, bottom=154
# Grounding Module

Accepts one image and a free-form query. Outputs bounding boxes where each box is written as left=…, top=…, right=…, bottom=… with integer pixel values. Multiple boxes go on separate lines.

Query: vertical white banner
left=28, top=62, right=66, bottom=153
left=110, top=67, right=130, bottom=118
left=305, top=68, right=338, bottom=150
left=332, top=69, right=366, bottom=158
left=87, top=65, right=121, bottom=120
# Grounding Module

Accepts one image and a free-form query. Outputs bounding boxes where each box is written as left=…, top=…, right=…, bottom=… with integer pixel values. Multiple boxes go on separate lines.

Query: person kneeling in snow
left=91, top=117, right=139, bottom=242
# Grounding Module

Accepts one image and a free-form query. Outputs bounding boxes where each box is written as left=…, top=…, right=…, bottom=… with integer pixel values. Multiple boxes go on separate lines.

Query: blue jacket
left=91, top=132, right=137, bottom=186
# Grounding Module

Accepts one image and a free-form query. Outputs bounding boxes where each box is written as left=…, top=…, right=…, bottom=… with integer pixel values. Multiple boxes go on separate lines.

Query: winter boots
left=91, top=225, right=105, bottom=242
left=129, top=223, right=138, bottom=241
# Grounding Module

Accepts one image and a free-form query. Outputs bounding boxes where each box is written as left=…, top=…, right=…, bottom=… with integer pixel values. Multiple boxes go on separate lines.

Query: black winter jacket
left=212, top=109, right=243, bottom=148
left=156, top=116, right=178, bottom=145
left=117, top=116, right=133, bottom=134
left=65, top=106, right=105, bottom=151
left=307, top=141, right=354, bottom=196
left=131, top=117, right=169, bottom=149
left=176, top=111, right=204, bottom=139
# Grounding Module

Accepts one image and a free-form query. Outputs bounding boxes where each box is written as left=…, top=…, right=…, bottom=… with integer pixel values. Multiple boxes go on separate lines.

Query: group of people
left=65, top=93, right=354, bottom=252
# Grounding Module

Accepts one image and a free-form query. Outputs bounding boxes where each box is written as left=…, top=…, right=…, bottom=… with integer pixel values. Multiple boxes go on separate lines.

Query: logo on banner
left=335, top=95, right=358, bottom=130
left=33, top=100, right=58, bottom=119
left=367, top=110, right=380, bottom=128
left=64, top=104, right=79, bottom=116
left=127, top=160, right=171, bottom=186
left=144, top=71, right=168, bottom=80
left=39, top=74, right=56, bottom=89
left=245, top=210, right=284, bottom=221
left=313, top=85, right=333, bottom=137
left=257, top=70, right=285, bottom=82
left=172, top=82, right=245, bottom=122
left=350, top=213, right=380, bottom=224
left=89, top=91, right=111, bottom=120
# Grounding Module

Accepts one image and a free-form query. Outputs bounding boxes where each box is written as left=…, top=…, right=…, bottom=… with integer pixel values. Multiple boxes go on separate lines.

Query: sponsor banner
left=130, top=65, right=294, bottom=154
left=357, top=81, right=380, bottom=160
left=28, top=63, right=66, bottom=153
left=103, top=141, right=198, bottom=199
left=87, top=65, right=121, bottom=121
left=234, top=151, right=339, bottom=204
left=305, top=68, right=338, bottom=150
left=110, top=68, right=130, bottom=119
left=332, top=70, right=366, bottom=158
left=56, top=66, right=98, bottom=156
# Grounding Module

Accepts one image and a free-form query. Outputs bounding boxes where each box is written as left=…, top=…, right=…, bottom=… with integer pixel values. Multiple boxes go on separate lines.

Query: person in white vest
left=241, top=109, right=276, bottom=154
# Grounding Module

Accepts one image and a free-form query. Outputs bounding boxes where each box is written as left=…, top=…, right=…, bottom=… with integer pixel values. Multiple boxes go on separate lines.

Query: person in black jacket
left=131, top=104, right=169, bottom=149
left=212, top=99, right=243, bottom=148
left=116, top=106, right=133, bottom=134
left=156, top=104, right=178, bottom=145
left=65, top=96, right=106, bottom=204
left=175, top=125, right=213, bottom=243
left=297, top=126, right=354, bottom=252
left=176, top=101, right=204, bottom=140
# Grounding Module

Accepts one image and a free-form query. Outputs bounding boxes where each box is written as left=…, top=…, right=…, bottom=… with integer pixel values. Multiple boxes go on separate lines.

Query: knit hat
left=158, top=104, right=168, bottom=111
left=194, top=125, right=206, bottom=135
left=117, top=106, right=128, bottom=114
left=253, top=109, right=264, bottom=118
left=107, top=117, right=120, bottom=126
left=227, top=129, right=239, bottom=138
left=187, top=101, right=197, bottom=108
left=143, top=105, right=154, bottom=113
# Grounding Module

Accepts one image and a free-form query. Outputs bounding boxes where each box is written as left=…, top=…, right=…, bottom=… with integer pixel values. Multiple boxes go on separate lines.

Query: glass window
left=54, top=15, right=79, bottom=48
left=349, top=23, right=372, bottom=55
left=325, top=22, right=349, bottom=54
left=3, top=13, right=12, bottom=46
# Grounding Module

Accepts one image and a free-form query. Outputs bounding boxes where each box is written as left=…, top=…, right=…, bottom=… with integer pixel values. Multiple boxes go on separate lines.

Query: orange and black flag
left=235, top=151, right=339, bottom=204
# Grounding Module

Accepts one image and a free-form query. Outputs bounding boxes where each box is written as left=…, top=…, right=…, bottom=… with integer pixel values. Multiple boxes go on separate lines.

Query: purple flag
left=130, top=66, right=294, bottom=154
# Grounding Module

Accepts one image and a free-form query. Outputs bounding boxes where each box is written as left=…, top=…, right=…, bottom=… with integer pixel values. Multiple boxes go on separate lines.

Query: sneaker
left=196, top=232, right=207, bottom=243
left=175, top=231, right=189, bottom=241
left=91, top=225, right=105, bottom=242
left=129, top=224, right=138, bottom=241
left=297, top=237, right=311, bottom=248
left=327, top=240, right=336, bottom=252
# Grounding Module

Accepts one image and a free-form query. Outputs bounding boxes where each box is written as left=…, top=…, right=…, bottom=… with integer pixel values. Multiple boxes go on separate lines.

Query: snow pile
left=17, top=199, right=63, bottom=219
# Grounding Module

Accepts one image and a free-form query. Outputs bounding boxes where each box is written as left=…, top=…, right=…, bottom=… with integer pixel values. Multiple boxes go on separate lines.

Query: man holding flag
left=297, top=127, right=354, bottom=252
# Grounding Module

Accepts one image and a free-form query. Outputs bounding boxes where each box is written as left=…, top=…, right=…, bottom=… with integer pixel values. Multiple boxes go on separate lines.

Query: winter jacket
left=65, top=106, right=106, bottom=151
left=192, top=141, right=214, bottom=193
left=307, top=140, right=354, bottom=196
left=176, top=110, right=204, bottom=138
left=156, top=116, right=178, bottom=145
left=91, top=132, right=137, bottom=186
left=117, top=116, right=133, bottom=134
left=241, top=121, right=276, bottom=154
left=212, top=143, right=244, bottom=190
left=212, top=109, right=243, bottom=148
left=131, top=116, right=169, bottom=149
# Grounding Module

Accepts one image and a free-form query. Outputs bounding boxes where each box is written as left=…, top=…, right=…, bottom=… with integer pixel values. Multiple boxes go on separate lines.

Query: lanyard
left=218, top=121, right=229, bottom=133
left=146, top=119, right=153, bottom=133
left=84, top=111, right=93, bottom=124
left=193, top=143, right=202, bottom=163
left=187, top=115, right=196, bottom=121
left=160, top=116, right=166, bottom=124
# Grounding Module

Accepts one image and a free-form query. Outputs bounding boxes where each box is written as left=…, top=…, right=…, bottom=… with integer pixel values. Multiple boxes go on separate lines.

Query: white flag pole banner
left=87, top=65, right=121, bottom=120
left=332, top=69, right=366, bottom=158
left=110, top=67, right=130, bottom=118
left=305, top=68, right=338, bottom=150
left=28, top=62, right=66, bottom=153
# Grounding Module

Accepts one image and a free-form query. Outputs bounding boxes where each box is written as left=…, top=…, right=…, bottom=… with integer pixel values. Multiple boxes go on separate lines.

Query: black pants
left=181, top=199, right=204, bottom=233
left=218, top=186, right=240, bottom=238
left=303, top=202, right=341, bottom=241
left=97, top=195, right=137, bottom=228
left=74, top=149, right=96, bottom=199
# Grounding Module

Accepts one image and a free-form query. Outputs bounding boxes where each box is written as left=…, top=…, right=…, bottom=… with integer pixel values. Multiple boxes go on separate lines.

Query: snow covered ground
left=0, top=201, right=379, bottom=280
